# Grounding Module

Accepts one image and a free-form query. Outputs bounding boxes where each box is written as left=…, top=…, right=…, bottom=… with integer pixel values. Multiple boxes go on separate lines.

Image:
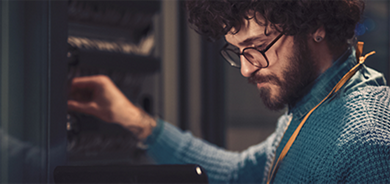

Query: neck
left=287, top=40, right=347, bottom=110
left=310, top=40, right=334, bottom=74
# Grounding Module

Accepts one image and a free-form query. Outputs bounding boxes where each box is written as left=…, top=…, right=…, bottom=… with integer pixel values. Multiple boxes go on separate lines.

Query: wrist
left=137, top=118, right=164, bottom=150
left=138, top=113, right=157, bottom=141
left=119, top=106, right=156, bottom=142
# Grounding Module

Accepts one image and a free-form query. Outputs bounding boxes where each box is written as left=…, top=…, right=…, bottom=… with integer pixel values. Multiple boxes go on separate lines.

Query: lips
left=249, top=74, right=275, bottom=84
left=257, top=82, right=268, bottom=88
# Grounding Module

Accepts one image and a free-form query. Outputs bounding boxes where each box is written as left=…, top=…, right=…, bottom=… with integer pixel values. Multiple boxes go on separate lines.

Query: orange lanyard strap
left=266, top=42, right=375, bottom=184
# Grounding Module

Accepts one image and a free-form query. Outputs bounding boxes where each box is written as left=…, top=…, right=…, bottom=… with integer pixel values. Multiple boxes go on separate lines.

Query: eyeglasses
left=220, top=33, right=284, bottom=69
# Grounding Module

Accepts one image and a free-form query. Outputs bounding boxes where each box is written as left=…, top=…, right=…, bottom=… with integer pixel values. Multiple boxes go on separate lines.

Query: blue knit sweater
left=146, top=47, right=390, bottom=183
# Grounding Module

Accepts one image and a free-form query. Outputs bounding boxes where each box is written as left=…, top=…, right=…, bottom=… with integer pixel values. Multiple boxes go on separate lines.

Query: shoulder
left=344, top=84, right=390, bottom=103
left=339, top=85, right=390, bottom=124
left=327, top=85, right=390, bottom=119
left=312, top=85, right=390, bottom=132
left=330, top=85, right=390, bottom=146
left=325, top=85, right=390, bottom=182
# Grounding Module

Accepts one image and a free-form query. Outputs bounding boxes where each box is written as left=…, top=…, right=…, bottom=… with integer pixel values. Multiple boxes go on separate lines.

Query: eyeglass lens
left=222, top=48, right=267, bottom=68
left=221, top=33, right=283, bottom=69
left=243, top=49, right=267, bottom=67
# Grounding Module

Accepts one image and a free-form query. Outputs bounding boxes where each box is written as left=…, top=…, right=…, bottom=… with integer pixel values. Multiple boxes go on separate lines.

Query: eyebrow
left=238, top=34, right=266, bottom=47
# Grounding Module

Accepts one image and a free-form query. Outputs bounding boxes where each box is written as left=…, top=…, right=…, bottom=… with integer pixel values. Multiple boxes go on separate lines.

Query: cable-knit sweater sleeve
left=146, top=118, right=282, bottom=183
left=328, top=86, right=390, bottom=183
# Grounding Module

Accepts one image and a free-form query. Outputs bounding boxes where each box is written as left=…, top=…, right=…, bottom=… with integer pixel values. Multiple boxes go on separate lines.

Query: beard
left=248, top=37, right=319, bottom=111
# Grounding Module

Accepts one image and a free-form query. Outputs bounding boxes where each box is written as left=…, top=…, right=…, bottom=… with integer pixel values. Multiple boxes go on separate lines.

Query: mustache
left=248, top=73, right=282, bottom=86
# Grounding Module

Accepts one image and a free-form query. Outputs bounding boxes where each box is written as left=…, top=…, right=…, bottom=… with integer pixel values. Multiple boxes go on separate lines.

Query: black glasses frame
left=221, top=32, right=284, bottom=69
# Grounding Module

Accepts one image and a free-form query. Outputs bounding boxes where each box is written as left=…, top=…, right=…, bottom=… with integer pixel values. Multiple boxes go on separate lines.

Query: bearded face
left=225, top=13, right=322, bottom=111
left=248, top=36, right=319, bottom=111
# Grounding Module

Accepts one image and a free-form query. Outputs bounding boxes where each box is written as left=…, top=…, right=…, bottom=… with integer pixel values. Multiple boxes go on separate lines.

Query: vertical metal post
left=178, top=1, right=189, bottom=131
left=46, top=1, right=68, bottom=182
left=162, top=0, right=179, bottom=126
left=0, top=1, right=67, bottom=183
left=201, top=39, right=226, bottom=147
left=0, top=0, right=10, bottom=182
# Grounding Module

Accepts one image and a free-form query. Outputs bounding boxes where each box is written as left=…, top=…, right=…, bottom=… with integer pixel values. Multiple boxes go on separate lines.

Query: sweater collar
left=288, top=47, right=355, bottom=120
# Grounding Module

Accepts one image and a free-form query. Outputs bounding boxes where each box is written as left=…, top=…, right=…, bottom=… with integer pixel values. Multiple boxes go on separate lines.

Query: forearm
left=146, top=120, right=271, bottom=183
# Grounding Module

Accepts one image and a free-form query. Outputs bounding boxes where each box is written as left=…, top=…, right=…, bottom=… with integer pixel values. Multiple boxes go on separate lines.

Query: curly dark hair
left=186, top=0, right=364, bottom=53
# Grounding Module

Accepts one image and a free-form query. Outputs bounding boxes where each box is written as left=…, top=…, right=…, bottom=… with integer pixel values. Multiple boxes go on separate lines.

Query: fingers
left=67, top=75, right=132, bottom=124
left=70, top=75, right=110, bottom=91
left=67, top=75, right=117, bottom=120
left=68, top=75, right=113, bottom=102
left=67, top=100, right=97, bottom=116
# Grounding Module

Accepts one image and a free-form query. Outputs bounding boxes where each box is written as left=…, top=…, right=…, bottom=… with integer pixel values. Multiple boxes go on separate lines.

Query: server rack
left=65, top=0, right=162, bottom=165
left=0, top=1, right=228, bottom=182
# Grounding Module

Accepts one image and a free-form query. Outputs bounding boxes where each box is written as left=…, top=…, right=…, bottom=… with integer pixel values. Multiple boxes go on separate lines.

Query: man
left=68, top=0, right=390, bottom=183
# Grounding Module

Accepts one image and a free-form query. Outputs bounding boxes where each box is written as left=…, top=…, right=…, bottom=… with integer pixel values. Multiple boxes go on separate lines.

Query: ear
left=312, top=26, right=326, bottom=43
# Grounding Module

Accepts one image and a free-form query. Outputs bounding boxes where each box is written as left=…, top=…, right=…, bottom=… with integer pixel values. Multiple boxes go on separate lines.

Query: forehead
left=224, top=14, right=268, bottom=47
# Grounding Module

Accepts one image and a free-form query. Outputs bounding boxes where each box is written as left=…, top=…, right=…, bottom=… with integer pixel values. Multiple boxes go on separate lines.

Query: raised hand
left=67, top=75, right=156, bottom=141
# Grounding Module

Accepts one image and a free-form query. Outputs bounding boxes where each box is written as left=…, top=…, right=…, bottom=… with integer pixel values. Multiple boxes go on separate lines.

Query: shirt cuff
left=137, top=118, right=164, bottom=149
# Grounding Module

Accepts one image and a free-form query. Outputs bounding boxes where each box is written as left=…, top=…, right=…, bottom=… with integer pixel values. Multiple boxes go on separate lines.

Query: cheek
left=268, top=39, right=295, bottom=68
left=261, top=36, right=295, bottom=80
left=267, top=49, right=292, bottom=78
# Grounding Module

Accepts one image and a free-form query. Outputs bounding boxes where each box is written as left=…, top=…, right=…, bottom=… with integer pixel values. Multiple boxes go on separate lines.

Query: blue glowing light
left=355, top=18, right=376, bottom=36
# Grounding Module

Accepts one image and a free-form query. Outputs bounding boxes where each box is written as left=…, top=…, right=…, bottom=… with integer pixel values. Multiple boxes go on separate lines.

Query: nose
left=240, top=55, right=259, bottom=78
